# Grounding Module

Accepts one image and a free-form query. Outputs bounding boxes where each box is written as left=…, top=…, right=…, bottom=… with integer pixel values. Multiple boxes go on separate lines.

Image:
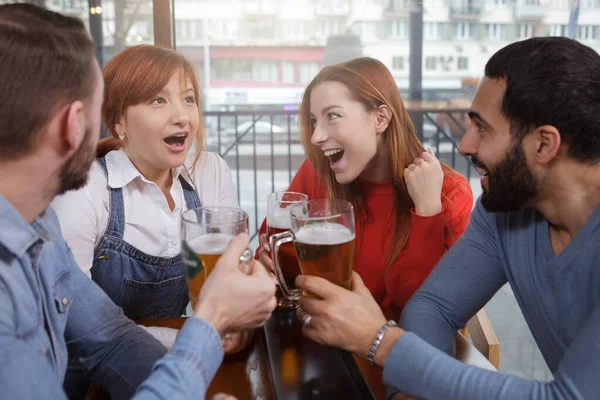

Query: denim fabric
left=0, top=194, right=223, bottom=400
left=91, top=158, right=201, bottom=320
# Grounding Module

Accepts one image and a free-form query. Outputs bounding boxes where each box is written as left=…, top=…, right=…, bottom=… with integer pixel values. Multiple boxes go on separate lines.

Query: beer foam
left=294, top=223, right=354, bottom=245
left=186, top=233, right=234, bottom=255
left=268, top=209, right=292, bottom=230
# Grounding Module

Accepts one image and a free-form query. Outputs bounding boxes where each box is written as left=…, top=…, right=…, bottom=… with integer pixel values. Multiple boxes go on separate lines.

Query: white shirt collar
left=104, top=149, right=195, bottom=189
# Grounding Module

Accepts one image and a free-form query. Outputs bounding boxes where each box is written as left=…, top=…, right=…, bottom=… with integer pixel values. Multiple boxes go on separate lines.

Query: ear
left=115, top=114, right=127, bottom=140
left=532, top=125, right=561, bottom=164
left=63, top=100, right=86, bottom=152
left=374, top=105, right=392, bottom=134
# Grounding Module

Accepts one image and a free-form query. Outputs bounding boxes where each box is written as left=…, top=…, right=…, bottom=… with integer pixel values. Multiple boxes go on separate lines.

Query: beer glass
left=271, top=199, right=355, bottom=301
left=181, top=206, right=249, bottom=310
left=267, top=191, right=308, bottom=309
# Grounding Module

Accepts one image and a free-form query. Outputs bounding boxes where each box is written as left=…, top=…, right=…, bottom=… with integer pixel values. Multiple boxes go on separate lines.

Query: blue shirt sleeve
left=63, top=250, right=224, bottom=400
left=384, top=307, right=599, bottom=399
left=386, top=200, right=599, bottom=399
left=0, top=268, right=223, bottom=400
left=0, top=281, right=69, bottom=400
left=399, top=199, right=507, bottom=355
left=132, top=317, right=224, bottom=400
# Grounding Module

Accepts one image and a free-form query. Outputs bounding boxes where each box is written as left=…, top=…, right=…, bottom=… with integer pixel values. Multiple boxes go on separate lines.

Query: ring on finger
left=302, top=313, right=312, bottom=328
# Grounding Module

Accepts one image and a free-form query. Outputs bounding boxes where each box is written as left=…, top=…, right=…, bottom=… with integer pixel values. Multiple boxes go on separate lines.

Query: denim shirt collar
left=0, top=194, right=46, bottom=258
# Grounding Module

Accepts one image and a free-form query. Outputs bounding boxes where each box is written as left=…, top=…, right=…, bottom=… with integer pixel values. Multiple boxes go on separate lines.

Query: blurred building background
left=10, top=0, right=598, bottom=112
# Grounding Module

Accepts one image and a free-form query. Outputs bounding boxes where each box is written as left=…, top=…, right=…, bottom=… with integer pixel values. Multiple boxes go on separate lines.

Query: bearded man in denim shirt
left=0, top=4, right=276, bottom=400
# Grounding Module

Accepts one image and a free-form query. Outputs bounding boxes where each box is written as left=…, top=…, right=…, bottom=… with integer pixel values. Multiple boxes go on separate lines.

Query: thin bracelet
left=367, top=320, right=398, bottom=365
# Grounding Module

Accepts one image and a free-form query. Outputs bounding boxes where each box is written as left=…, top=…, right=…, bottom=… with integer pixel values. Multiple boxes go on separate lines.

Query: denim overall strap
left=178, top=174, right=202, bottom=209
left=90, top=161, right=195, bottom=320
left=95, top=157, right=125, bottom=239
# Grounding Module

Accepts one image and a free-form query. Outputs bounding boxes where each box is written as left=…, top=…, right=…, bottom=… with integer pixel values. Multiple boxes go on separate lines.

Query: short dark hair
left=485, top=37, right=600, bottom=163
left=0, top=4, right=96, bottom=160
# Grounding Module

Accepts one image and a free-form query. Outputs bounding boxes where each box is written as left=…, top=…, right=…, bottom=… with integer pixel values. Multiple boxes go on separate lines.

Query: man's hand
left=195, top=233, right=276, bottom=335
left=295, top=272, right=390, bottom=358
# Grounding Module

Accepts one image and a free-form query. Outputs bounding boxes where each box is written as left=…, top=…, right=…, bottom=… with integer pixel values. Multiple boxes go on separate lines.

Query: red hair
left=300, top=57, right=466, bottom=267
left=100, top=45, right=204, bottom=169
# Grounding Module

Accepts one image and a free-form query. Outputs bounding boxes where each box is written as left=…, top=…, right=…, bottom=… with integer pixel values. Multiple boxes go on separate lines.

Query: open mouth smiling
left=324, top=148, right=344, bottom=164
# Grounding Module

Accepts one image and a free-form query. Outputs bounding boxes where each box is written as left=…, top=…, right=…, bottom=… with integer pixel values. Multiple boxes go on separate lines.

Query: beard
left=56, top=126, right=96, bottom=195
left=473, top=138, right=538, bottom=212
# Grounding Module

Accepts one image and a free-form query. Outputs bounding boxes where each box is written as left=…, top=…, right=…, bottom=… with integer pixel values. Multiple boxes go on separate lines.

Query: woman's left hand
left=404, top=150, right=444, bottom=216
left=222, top=330, right=254, bottom=354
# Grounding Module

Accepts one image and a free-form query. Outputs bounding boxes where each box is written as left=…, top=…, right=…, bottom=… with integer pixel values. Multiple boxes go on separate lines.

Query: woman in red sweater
left=258, top=57, right=473, bottom=310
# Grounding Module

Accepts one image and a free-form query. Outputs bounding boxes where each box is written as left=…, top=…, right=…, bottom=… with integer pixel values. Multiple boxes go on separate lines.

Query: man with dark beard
left=0, top=4, right=275, bottom=400
left=290, top=36, right=600, bottom=400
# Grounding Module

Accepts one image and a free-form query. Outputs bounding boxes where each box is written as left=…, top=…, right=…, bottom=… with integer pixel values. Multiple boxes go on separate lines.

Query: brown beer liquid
left=267, top=225, right=301, bottom=291
left=187, top=252, right=222, bottom=309
left=184, top=234, right=232, bottom=310
left=294, top=225, right=355, bottom=290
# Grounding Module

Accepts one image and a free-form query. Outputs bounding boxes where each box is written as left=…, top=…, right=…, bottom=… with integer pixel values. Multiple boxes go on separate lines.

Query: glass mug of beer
left=267, top=191, right=309, bottom=309
left=180, top=206, right=249, bottom=310
left=271, top=199, right=356, bottom=300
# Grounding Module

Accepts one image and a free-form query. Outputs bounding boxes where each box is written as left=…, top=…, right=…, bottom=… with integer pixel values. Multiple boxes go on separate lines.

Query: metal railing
left=202, top=109, right=478, bottom=243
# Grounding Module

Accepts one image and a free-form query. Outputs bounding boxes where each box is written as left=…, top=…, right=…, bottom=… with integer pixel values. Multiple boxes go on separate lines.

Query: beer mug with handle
left=267, top=191, right=308, bottom=309
left=181, top=206, right=250, bottom=311
left=271, top=199, right=356, bottom=300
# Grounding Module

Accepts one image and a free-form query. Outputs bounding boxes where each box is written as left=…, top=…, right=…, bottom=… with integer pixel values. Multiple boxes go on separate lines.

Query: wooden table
left=86, top=309, right=495, bottom=400
left=138, top=318, right=275, bottom=400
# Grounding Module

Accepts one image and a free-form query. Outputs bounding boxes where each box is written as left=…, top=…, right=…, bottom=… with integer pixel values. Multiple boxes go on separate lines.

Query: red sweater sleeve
left=382, top=172, right=473, bottom=309
left=255, top=159, right=325, bottom=258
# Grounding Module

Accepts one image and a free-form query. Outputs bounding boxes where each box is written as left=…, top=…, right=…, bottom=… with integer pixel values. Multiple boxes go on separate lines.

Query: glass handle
left=270, top=231, right=295, bottom=298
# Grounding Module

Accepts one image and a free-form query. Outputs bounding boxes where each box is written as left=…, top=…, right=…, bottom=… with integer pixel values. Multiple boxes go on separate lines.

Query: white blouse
left=52, top=149, right=238, bottom=277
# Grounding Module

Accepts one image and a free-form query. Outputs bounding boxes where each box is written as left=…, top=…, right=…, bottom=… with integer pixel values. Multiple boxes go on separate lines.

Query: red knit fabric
left=257, top=159, right=473, bottom=309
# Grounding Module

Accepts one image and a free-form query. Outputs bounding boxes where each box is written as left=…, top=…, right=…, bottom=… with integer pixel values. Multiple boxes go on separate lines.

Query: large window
left=549, top=24, right=568, bottom=37
left=578, top=25, right=599, bottom=41
left=211, top=59, right=253, bottom=81
left=392, top=56, right=405, bottom=70
left=454, top=22, right=473, bottom=40
left=424, top=22, right=442, bottom=40
left=281, top=61, right=295, bottom=84
left=171, top=0, right=598, bottom=386
left=457, top=56, right=469, bottom=70
left=388, top=20, right=407, bottom=39
left=581, top=0, right=600, bottom=8
left=253, top=60, right=278, bottom=82
left=518, top=23, right=533, bottom=39
left=425, top=56, right=437, bottom=70
left=3, top=1, right=154, bottom=66
left=299, top=62, right=320, bottom=83
left=487, top=23, right=507, bottom=40
left=175, top=20, right=200, bottom=43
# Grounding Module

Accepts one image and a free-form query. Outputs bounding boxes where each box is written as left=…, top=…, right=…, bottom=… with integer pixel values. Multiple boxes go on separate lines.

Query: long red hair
left=98, top=45, right=204, bottom=171
left=299, top=57, right=462, bottom=267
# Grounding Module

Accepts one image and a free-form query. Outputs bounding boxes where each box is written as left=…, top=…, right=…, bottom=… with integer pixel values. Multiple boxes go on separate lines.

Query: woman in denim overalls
left=55, top=46, right=241, bottom=318
left=90, top=155, right=200, bottom=319
left=54, top=45, right=245, bottom=399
